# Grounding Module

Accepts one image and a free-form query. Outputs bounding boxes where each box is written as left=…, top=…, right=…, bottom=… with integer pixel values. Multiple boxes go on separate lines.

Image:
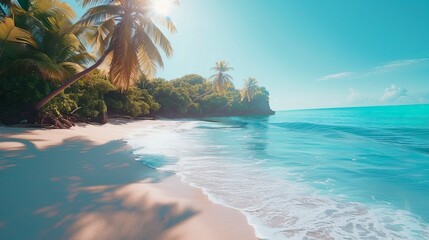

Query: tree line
left=0, top=0, right=273, bottom=128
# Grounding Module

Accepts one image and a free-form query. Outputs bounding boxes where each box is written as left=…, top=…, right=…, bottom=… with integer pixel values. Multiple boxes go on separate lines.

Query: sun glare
left=153, top=0, right=175, bottom=16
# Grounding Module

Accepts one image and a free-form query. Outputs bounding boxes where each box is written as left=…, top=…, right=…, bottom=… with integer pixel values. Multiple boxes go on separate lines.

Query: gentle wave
left=126, top=107, right=429, bottom=240
left=271, top=122, right=429, bottom=154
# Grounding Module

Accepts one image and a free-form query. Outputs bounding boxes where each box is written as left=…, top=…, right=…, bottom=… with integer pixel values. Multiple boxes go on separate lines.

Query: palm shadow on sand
left=0, top=136, right=197, bottom=240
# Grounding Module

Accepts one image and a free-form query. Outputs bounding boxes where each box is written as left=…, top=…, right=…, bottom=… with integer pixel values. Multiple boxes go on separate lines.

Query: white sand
left=0, top=120, right=257, bottom=240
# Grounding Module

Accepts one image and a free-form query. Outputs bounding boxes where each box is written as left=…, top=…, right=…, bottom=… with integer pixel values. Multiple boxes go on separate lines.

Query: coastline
left=0, top=120, right=257, bottom=240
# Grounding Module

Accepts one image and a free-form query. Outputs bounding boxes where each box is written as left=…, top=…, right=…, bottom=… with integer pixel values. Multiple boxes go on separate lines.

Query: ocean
left=127, top=104, right=429, bottom=240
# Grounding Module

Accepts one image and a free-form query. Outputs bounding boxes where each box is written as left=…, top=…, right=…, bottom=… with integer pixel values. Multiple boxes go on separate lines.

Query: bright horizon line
left=275, top=103, right=429, bottom=112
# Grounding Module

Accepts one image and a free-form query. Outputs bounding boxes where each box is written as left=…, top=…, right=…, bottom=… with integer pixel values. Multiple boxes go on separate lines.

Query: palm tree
left=33, top=0, right=175, bottom=110
left=0, top=0, right=93, bottom=80
left=211, top=60, right=233, bottom=93
left=192, top=60, right=233, bottom=101
left=240, top=77, right=258, bottom=102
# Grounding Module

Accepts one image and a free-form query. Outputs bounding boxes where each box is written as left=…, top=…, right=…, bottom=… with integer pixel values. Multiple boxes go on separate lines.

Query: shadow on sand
left=0, top=136, right=197, bottom=240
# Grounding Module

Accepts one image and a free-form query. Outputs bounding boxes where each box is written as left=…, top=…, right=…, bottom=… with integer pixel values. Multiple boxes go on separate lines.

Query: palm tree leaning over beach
left=34, top=0, right=175, bottom=110
left=240, top=77, right=258, bottom=102
left=192, top=60, right=234, bottom=101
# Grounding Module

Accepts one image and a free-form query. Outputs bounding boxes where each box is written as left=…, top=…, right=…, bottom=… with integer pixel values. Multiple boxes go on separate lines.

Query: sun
left=153, top=0, right=175, bottom=16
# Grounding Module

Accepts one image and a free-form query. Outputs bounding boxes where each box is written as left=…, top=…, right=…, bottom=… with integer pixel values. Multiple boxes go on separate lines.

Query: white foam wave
left=126, top=121, right=429, bottom=240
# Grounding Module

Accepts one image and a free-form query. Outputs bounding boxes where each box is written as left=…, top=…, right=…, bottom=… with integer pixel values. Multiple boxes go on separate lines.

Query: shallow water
left=128, top=104, right=429, bottom=240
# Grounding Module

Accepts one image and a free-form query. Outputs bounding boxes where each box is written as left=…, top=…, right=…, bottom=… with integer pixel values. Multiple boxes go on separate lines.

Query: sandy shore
left=0, top=120, right=257, bottom=240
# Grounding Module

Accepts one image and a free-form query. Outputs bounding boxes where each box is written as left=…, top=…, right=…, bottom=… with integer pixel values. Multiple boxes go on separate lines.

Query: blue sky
left=66, top=0, right=429, bottom=110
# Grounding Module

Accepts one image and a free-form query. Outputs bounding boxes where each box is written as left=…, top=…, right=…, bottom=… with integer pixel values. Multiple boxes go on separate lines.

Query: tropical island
left=0, top=0, right=273, bottom=128
left=0, top=0, right=270, bottom=239
left=2, top=1, right=428, bottom=240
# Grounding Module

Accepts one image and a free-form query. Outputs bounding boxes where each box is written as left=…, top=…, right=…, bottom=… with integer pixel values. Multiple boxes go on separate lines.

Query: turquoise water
left=128, top=104, right=429, bottom=239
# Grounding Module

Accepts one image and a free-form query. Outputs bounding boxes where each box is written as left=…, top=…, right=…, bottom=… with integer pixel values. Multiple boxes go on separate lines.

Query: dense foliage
left=144, top=74, right=274, bottom=118
left=0, top=72, right=274, bottom=125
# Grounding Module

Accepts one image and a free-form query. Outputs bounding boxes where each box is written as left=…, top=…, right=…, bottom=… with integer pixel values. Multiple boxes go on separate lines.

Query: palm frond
left=33, top=0, right=76, bottom=20
left=78, top=0, right=116, bottom=8
left=0, top=17, right=38, bottom=57
left=152, top=15, right=177, bottom=33
left=134, top=24, right=164, bottom=66
left=76, top=18, right=115, bottom=56
left=142, top=19, right=173, bottom=57
left=136, top=45, right=158, bottom=80
left=45, top=32, right=83, bottom=62
left=222, top=73, right=233, bottom=81
left=77, top=4, right=122, bottom=28
left=109, top=19, right=140, bottom=90
left=11, top=57, right=67, bottom=80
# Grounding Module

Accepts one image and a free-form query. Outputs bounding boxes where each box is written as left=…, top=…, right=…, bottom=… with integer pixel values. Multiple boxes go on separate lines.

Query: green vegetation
left=0, top=0, right=274, bottom=128
left=145, top=74, right=274, bottom=118
left=0, top=72, right=273, bottom=125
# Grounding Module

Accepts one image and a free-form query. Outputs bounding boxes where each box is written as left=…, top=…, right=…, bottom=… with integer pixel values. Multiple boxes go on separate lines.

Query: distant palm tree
left=192, top=60, right=233, bottom=102
left=240, top=77, right=258, bottom=102
left=210, top=60, right=234, bottom=93
left=33, top=0, right=175, bottom=110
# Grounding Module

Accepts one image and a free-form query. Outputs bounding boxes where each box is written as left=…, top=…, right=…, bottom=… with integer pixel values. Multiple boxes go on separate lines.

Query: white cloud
left=316, top=58, right=428, bottom=82
left=380, top=85, right=408, bottom=102
left=317, top=72, right=352, bottom=81
left=373, top=58, right=428, bottom=73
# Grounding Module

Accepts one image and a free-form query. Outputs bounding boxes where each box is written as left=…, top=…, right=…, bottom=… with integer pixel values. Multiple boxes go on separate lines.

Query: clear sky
left=66, top=0, right=429, bottom=110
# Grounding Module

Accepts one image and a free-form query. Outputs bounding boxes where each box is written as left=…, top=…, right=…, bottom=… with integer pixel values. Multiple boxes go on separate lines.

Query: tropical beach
left=1, top=0, right=429, bottom=239
left=0, top=120, right=258, bottom=240
left=2, top=105, right=429, bottom=240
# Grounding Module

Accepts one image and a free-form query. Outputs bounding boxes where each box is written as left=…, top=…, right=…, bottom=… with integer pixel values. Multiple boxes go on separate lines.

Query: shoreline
left=0, top=120, right=258, bottom=240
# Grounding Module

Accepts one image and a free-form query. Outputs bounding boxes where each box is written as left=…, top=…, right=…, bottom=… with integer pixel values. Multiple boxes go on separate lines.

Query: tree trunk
left=34, top=49, right=112, bottom=110
left=96, top=108, right=108, bottom=124
left=192, top=89, right=213, bottom=102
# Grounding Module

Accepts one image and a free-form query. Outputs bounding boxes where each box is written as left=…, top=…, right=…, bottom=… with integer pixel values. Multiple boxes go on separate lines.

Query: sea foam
left=127, top=106, right=429, bottom=240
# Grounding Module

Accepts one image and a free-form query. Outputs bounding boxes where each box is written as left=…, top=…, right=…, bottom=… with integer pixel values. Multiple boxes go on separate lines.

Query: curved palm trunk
left=192, top=89, right=213, bottom=102
left=34, top=49, right=112, bottom=110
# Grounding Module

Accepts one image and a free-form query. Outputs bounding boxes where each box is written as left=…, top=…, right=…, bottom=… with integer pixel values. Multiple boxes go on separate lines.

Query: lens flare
left=153, top=0, right=175, bottom=16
